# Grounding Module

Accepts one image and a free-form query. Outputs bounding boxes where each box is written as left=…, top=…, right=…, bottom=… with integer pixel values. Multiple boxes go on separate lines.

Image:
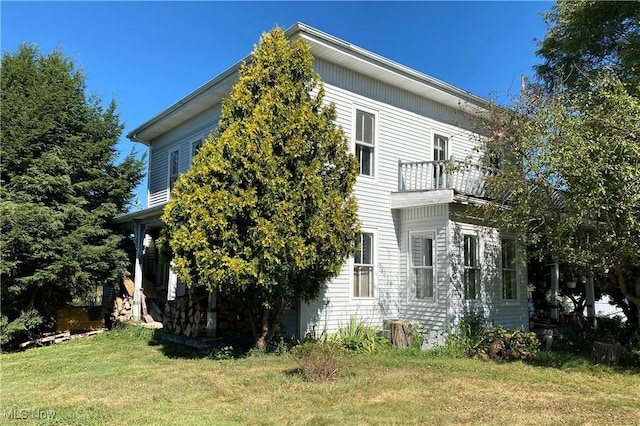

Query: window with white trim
left=433, top=135, right=448, bottom=188
left=355, top=109, right=375, bottom=176
left=463, top=235, right=479, bottom=300
left=191, top=139, right=203, bottom=160
left=354, top=233, right=374, bottom=298
left=410, top=233, right=434, bottom=299
left=433, top=134, right=448, bottom=161
left=501, top=238, right=517, bottom=300
left=169, top=149, right=180, bottom=191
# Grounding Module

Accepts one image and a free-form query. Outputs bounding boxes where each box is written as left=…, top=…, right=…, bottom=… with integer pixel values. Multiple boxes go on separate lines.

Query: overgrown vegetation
left=329, top=315, right=389, bottom=354
left=2, top=325, right=638, bottom=425
left=431, top=313, right=540, bottom=362
left=443, top=312, right=487, bottom=357
left=290, top=341, right=341, bottom=383
left=471, top=327, right=540, bottom=362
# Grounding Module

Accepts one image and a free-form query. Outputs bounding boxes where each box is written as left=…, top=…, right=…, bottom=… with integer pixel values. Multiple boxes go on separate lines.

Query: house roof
left=127, top=22, right=489, bottom=145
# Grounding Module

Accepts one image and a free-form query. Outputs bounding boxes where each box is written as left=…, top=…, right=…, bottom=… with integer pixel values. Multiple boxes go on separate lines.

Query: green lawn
left=1, top=327, right=639, bottom=425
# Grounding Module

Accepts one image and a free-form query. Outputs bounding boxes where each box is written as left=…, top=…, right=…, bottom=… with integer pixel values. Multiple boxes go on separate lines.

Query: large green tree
left=474, top=1, right=640, bottom=332
left=477, top=75, right=640, bottom=330
left=1, top=45, right=145, bottom=346
left=536, top=0, right=640, bottom=95
left=161, top=28, right=359, bottom=349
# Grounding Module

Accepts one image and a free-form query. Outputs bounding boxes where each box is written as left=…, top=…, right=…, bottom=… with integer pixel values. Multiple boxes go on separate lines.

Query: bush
left=471, top=326, right=540, bottom=362
left=444, top=312, right=487, bottom=357
left=291, top=341, right=342, bottom=383
left=331, top=316, right=388, bottom=354
left=0, top=309, right=43, bottom=349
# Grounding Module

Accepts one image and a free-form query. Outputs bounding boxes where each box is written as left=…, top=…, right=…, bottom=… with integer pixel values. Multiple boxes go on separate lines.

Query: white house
left=115, top=22, right=531, bottom=341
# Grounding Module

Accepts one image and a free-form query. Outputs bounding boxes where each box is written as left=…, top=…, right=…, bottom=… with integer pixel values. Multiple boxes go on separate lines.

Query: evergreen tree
left=162, top=28, right=359, bottom=349
left=1, top=44, right=145, bottom=346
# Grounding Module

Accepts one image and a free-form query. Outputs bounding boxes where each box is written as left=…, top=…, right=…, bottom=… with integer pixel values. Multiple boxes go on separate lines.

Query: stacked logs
left=216, top=300, right=252, bottom=338
left=163, top=286, right=208, bottom=337
left=112, top=296, right=134, bottom=326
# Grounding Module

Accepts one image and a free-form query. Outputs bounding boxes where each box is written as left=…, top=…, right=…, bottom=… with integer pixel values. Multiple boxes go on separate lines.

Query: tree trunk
left=390, top=321, right=413, bottom=348
left=255, top=297, right=285, bottom=350
left=615, top=265, right=640, bottom=333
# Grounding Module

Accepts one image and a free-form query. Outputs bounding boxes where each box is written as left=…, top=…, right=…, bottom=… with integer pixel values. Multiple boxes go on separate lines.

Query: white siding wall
left=298, top=60, right=482, bottom=337
left=399, top=205, right=450, bottom=331
left=147, top=105, right=221, bottom=207
left=143, top=57, right=499, bottom=339
left=448, top=218, right=529, bottom=330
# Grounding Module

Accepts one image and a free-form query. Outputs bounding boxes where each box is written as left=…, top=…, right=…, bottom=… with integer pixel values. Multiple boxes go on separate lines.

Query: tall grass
left=1, top=325, right=639, bottom=425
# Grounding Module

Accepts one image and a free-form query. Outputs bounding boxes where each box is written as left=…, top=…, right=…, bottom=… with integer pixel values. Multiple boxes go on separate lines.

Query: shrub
left=0, top=309, right=43, bottom=349
left=331, top=315, right=388, bottom=353
left=291, top=341, right=342, bottom=383
left=471, top=326, right=540, bottom=362
left=444, top=312, right=487, bottom=357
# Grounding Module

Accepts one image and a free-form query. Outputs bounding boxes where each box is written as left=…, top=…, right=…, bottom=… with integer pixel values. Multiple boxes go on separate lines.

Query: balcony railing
left=398, top=160, right=495, bottom=199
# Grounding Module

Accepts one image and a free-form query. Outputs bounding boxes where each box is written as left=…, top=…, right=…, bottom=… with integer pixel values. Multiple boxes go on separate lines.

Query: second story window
left=355, top=109, right=375, bottom=176
left=433, top=135, right=448, bottom=188
left=169, top=149, right=180, bottom=192
left=463, top=235, right=479, bottom=300
left=433, top=135, right=448, bottom=161
left=191, top=139, right=203, bottom=160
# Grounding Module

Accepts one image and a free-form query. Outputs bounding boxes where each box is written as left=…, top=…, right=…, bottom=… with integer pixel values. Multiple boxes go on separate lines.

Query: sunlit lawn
left=2, top=327, right=639, bottom=425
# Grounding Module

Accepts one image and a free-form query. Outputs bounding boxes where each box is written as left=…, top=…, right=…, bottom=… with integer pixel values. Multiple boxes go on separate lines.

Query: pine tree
left=0, top=44, right=145, bottom=346
left=162, top=28, right=359, bottom=349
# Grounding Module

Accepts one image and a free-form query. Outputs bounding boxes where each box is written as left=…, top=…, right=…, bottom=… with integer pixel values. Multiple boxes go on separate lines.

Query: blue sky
left=2, top=1, right=550, bottom=208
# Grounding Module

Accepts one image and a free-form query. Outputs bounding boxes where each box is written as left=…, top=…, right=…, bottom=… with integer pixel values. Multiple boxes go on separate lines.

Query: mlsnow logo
left=4, top=408, right=56, bottom=420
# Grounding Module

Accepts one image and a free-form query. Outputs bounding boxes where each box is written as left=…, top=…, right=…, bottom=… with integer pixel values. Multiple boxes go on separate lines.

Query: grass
left=1, top=326, right=639, bottom=425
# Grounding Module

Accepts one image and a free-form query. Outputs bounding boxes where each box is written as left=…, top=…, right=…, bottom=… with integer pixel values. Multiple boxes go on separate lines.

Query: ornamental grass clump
left=331, top=315, right=389, bottom=354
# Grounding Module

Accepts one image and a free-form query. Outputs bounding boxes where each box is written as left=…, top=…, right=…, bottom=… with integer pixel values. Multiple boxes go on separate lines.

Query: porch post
left=550, top=262, right=559, bottom=322
left=132, top=221, right=146, bottom=321
left=586, top=273, right=596, bottom=330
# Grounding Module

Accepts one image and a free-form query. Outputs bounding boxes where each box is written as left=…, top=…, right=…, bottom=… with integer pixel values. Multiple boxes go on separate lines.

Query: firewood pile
left=111, top=296, right=134, bottom=326
left=163, top=286, right=208, bottom=337
left=110, top=276, right=164, bottom=329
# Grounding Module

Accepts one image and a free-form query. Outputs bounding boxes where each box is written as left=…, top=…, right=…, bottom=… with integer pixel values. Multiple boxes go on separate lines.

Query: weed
left=290, top=341, right=341, bottom=383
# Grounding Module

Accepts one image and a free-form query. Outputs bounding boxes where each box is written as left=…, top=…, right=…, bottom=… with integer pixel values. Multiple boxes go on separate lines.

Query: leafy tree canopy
left=0, top=44, right=145, bottom=346
left=477, top=79, right=639, bottom=330
left=536, top=0, right=640, bottom=95
left=474, top=1, right=640, bottom=331
left=161, top=27, right=359, bottom=349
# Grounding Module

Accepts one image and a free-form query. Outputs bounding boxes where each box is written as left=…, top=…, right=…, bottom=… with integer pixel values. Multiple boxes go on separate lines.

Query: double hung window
left=169, top=149, right=180, bottom=192
left=191, top=139, right=203, bottom=160
left=433, top=135, right=448, bottom=188
left=463, top=235, right=480, bottom=300
left=501, top=239, right=517, bottom=300
left=355, top=109, right=375, bottom=176
left=354, top=233, right=374, bottom=298
left=411, top=233, right=434, bottom=299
